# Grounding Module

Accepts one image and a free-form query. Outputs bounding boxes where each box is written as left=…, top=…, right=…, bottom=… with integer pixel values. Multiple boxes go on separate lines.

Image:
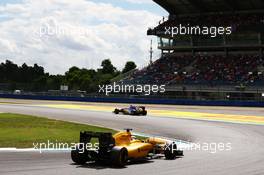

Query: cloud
left=0, top=0, right=160, bottom=74
left=123, top=0, right=152, bottom=4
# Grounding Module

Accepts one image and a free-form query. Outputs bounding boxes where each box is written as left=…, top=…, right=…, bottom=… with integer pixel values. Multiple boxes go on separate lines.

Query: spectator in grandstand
left=123, top=54, right=264, bottom=86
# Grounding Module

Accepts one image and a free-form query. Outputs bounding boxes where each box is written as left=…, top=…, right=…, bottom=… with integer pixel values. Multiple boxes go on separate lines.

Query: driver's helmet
left=130, top=105, right=135, bottom=109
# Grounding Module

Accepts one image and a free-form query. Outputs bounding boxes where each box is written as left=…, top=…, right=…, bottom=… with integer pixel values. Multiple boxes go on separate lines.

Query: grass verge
left=0, top=113, right=116, bottom=148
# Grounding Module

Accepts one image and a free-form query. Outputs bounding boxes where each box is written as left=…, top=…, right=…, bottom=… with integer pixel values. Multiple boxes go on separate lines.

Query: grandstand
left=121, top=0, right=264, bottom=101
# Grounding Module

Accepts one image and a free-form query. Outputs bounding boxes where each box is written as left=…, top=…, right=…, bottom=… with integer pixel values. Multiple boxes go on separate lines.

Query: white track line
left=0, top=148, right=70, bottom=153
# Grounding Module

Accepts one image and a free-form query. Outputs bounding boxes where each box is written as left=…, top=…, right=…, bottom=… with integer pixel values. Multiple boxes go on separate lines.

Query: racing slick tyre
left=164, top=142, right=177, bottom=160
left=114, top=109, right=119, bottom=114
left=111, top=147, right=128, bottom=167
left=71, top=144, right=89, bottom=164
left=142, top=110, right=147, bottom=116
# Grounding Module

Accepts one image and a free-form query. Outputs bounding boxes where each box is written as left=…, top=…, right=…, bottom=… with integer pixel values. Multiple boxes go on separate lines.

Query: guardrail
left=1, top=94, right=264, bottom=107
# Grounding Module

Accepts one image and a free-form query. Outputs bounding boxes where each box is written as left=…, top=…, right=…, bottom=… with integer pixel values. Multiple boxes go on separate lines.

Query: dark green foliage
left=0, top=60, right=45, bottom=83
left=122, top=61, right=137, bottom=74
left=101, top=59, right=117, bottom=74
left=0, top=59, right=131, bottom=93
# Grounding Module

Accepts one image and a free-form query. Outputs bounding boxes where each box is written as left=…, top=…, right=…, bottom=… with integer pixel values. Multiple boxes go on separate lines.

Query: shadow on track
left=71, top=159, right=155, bottom=170
left=71, top=156, right=183, bottom=170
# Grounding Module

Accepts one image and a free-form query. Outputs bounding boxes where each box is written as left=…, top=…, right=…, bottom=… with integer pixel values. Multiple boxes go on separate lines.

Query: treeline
left=0, top=59, right=137, bottom=92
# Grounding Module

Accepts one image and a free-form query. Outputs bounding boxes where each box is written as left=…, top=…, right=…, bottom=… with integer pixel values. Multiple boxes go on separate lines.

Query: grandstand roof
left=154, top=0, right=264, bottom=15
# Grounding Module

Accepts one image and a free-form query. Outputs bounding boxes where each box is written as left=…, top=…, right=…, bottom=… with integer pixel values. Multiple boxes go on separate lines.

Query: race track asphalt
left=0, top=99, right=264, bottom=175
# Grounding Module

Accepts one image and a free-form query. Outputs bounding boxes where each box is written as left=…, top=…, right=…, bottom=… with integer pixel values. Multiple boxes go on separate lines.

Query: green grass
left=0, top=113, right=116, bottom=148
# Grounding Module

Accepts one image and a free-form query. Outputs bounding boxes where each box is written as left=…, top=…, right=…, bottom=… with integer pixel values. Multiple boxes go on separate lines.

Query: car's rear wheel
left=71, top=144, right=89, bottom=164
left=111, top=147, right=128, bottom=167
left=164, top=142, right=177, bottom=160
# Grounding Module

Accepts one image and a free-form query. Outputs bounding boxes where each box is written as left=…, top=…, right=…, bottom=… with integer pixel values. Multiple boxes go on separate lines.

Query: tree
left=33, top=64, right=44, bottom=78
left=101, top=59, right=116, bottom=75
left=68, top=66, right=80, bottom=73
left=0, top=58, right=122, bottom=93
left=98, top=73, right=113, bottom=85
left=2, top=60, right=19, bottom=82
left=46, top=75, right=65, bottom=90
left=122, top=61, right=137, bottom=74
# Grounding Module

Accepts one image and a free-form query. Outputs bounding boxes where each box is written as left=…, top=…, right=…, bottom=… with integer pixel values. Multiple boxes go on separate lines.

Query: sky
left=0, top=0, right=168, bottom=74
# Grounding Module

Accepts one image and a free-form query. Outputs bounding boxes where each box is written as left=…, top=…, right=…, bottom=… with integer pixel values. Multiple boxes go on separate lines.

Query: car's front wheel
left=114, top=109, right=119, bottom=114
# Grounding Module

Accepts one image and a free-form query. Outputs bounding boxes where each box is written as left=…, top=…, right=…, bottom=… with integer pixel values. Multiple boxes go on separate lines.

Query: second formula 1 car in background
left=113, top=105, right=147, bottom=116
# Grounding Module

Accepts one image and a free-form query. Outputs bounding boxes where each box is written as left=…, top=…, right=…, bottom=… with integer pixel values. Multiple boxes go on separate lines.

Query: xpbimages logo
left=164, top=24, right=232, bottom=38
left=98, top=82, right=166, bottom=96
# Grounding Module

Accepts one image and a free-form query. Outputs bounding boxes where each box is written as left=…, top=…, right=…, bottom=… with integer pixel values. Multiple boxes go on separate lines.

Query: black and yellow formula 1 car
left=113, top=106, right=147, bottom=116
left=71, top=129, right=183, bottom=167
